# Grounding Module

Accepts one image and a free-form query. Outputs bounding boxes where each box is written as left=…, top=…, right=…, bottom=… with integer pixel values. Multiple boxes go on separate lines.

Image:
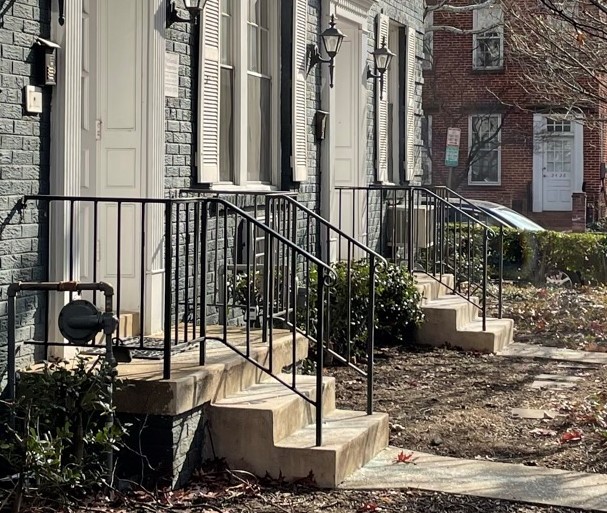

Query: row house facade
left=0, top=0, right=424, bottom=379
left=423, top=1, right=606, bottom=230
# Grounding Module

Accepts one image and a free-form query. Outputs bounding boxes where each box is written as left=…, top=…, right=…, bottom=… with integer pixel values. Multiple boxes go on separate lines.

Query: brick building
left=0, top=0, right=423, bottom=381
left=423, top=2, right=606, bottom=230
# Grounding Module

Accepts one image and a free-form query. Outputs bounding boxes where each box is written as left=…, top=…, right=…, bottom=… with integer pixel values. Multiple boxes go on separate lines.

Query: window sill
left=471, top=67, right=505, bottom=75
left=187, top=183, right=279, bottom=194
left=468, top=181, right=502, bottom=187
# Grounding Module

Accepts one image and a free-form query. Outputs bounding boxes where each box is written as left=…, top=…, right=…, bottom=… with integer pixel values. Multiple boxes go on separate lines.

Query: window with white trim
left=472, top=5, right=504, bottom=70
left=469, top=114, right=501, bottom=185
left=214, top=0, right=278, bottom=186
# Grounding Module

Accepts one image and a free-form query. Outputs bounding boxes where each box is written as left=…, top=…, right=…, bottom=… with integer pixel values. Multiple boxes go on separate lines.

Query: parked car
left=446, top=199, right=545, bottom=232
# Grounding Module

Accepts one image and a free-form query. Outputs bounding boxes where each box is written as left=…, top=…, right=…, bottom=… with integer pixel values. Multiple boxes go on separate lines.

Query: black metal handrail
left=20, top=194, right=339, bottom=446
left=334, top=185, right=503, bottom=331
left=265, top=193, right=388, bottom=418
left=433, top=186, right=505, bottom=319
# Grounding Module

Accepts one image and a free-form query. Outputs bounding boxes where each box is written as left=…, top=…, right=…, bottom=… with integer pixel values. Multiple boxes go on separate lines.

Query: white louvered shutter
left=405, top=26, right=416, bottom=182
left=198, top=0, right=220, bottom=183
left=376, top=14, right=390, bottom=183
left=292, top=0, right=308, bottom=182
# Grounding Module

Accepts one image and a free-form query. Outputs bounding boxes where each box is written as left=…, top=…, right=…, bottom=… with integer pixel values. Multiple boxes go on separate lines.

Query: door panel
left=330, top=21, right=365, bottom=259
left=80, top=0, right=146, bottom=316
left=542, top=137, right=573, bottom=211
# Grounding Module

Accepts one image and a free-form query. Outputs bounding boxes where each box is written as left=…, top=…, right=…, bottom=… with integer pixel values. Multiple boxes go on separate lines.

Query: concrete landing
left=340, top=447, right=607, bottom=511
left=498, top=342, right=607, bottom=365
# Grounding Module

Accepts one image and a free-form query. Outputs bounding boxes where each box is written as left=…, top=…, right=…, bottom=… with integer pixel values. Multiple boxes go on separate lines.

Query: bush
left=0, top=357, right=126, bottom=511
left=497, top=229, right=607, bottom=284
left=306, top=261, right=424, bottom=358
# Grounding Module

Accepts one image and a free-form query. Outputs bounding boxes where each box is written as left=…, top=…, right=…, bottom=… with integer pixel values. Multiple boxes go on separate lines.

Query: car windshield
left=492, top=207, right=544, bottom=231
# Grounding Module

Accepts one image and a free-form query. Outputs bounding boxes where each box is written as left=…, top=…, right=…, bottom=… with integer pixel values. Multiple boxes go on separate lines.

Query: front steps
left=112, top=327, right=388, bottom=488
left=414, top=274, right=514, bottom=353
left=206, top=373, right=389, bottom=488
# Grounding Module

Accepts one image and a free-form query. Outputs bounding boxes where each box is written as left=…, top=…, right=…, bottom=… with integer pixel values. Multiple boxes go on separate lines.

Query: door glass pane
left=220, top=68, right=234, bottom=182
left=247, top=75, right=271, bottom=182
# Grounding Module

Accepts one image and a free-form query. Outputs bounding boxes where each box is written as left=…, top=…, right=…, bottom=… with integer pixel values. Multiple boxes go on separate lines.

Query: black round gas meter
left=58, top=299, right=103, bottom=345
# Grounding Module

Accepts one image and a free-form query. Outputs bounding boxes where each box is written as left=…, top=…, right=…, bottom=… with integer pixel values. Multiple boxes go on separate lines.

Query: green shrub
left=0, top=357, right=126, bottom=511
left=305, top=261, right=424, bottom=358
left=497, top=229, right=607, bottom=284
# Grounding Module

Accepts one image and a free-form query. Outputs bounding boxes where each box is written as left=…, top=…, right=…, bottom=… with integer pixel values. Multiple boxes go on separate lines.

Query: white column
left=48, top=0, right=83, bottom=357
left=145, top=0, right=166, bottom=334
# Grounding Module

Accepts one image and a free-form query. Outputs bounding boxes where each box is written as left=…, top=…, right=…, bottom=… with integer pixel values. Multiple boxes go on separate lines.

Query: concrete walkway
left=498, top=342, right=607, bottom=364
left=340, top=447, right=607, bottom=511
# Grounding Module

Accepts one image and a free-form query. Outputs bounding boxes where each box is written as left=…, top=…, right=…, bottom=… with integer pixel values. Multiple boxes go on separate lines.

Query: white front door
left=542, top=135, right=573, bottom=211
left=80, top=0, right=146, bottom=315
left=330, top=19, right=365, bottom=258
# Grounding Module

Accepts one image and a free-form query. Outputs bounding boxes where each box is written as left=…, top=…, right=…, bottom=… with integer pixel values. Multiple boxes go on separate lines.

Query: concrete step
left=207, top=374, right=336, bottom=451
left=414, top=273, right=455, bottom=301
left=274, top=410, right=389, bottom=488
left=421, top=295, right=480, bottom=330
left=114, top=328, right=309, bottom=415
left=455, top=318, right=514, bottom=353
left=206, top=374, right=389, bottom=488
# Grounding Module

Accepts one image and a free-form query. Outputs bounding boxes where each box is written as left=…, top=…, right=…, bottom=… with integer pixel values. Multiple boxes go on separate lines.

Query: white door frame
left=532, top=113, right=584, bottom=213
left=49, top=0, right=166, bottom=344
left=320, top=0, right=374, bottom=253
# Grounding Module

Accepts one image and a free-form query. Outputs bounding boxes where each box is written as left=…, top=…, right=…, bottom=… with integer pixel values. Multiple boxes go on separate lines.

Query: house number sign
left=165, top=52, right=180, bottom=98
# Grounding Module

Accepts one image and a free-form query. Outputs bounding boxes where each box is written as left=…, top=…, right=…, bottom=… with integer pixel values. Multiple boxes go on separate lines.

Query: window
left=472, top=5, right=504, bottom=69
left=216, top=0, right=278, bottom=186
left=469, top=114, right=501, bottom=185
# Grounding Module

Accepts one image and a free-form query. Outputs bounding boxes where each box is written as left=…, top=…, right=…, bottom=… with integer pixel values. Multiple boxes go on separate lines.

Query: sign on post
left=445, top=127, right=461, bottom=168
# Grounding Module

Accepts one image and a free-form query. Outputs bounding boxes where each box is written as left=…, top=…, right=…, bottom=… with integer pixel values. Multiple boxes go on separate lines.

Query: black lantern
left=167, top=0, right=207, bottom=28
left=367, top=37, right=396, bottom=99
left=307, top=15, right=346, bottom=88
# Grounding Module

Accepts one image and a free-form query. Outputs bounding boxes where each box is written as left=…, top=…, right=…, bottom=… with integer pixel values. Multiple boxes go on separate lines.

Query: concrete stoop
left=113, top=328, right=389, bottom=489
left=414, top=274, right=514, bottom=353
left=205, top=374, right=389, bottom=488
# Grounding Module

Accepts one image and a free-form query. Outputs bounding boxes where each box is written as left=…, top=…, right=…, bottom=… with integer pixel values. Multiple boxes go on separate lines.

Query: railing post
left=163, top=202, right=173, bottom=380
left=200, top=204, right=208, bottom=365
left=407, top=188, right=414, bottom=273
left=367, top=255, right=376, bottom=416
left=498, top=225, right=504, bottom=319
left=316, top=269, right=325, bottom=447
left=483, top=228, right=488, bottom=331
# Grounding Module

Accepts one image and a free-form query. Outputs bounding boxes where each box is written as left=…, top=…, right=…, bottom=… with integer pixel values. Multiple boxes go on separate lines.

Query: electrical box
left=35, top=37, right=60, bottom=86
left=24, top=85, right=43, bottom=114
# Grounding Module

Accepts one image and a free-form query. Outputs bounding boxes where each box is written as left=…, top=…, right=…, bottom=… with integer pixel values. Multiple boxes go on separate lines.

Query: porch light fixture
left=56, top=0, right=65, bottom=26
left=307, top=15, right=346, bottom=88
left=367, top=37, right=396, bottom=99
left=167, top=0, right=207, bottom=28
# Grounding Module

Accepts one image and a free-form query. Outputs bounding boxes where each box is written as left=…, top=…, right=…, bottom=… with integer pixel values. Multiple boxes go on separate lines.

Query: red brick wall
left=424, top=2, right=606, bottom=230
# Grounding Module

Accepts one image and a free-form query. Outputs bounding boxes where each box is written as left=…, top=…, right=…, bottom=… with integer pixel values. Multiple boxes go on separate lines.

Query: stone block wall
left=0, top=0, right=52, bottom=384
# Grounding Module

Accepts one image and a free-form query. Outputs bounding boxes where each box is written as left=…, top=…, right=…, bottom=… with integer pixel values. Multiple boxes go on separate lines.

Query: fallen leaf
left=394, top=451, right=417, bottom=464
left=561, top=429, right=584, bottom=443
left=530, top=428, right=557, bottom=437
left=358, top=502, right=380, bottom=512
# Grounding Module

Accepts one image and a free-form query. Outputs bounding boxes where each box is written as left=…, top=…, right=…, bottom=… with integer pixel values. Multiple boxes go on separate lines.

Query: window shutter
left=198, top=0, right=220, bottom=183
left=405, top=26, right=416, bottom=182
left=375, top=14, right=390, bottom=183
left=292, top=0, right=308, bottom=182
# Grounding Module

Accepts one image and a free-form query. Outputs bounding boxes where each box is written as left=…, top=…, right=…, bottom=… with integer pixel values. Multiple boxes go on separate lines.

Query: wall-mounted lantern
left=367, top=37, right=396, bottom=99
left=307, top=15, right=346, bottom=88
left=167, top=0, right=207, bottom=28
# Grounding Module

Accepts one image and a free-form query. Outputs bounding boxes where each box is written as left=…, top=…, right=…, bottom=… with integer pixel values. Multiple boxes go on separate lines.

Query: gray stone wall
left=119, top=405, right=206, bottom=489
left=0, top=0, right=51, bottom=384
